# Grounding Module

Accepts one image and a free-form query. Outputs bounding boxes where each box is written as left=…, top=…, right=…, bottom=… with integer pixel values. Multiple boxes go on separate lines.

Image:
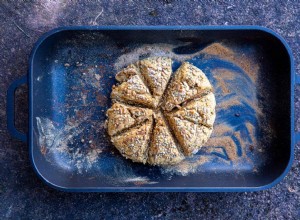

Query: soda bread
left=107, top=57, right=216, bottom=165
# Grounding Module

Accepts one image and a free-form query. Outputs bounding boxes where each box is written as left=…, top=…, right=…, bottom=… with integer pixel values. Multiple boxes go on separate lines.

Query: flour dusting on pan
left=36, top=117, right=103, bottom=173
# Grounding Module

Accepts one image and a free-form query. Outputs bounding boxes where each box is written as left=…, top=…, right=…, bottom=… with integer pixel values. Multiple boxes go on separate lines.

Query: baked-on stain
left=36, top=64, right=110, bottom=174
left=96, top=94, right=108, bottom=107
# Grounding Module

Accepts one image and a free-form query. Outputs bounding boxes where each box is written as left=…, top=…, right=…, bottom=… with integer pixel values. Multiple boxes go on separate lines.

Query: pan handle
left=7, top=75, right=28, bottom=142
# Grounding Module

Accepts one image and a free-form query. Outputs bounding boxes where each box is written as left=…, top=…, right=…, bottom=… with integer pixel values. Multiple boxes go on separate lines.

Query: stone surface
left=0, top=0, right=299, bottom=219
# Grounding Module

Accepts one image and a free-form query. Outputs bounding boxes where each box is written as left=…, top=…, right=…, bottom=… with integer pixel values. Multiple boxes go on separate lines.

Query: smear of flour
left=36, top=117, right=102, bottom=173
left=122, top=177, right=158, bottom=185
left=162, top=155, right=213, bottom=176
left=114, top=43, right=206, bottom=71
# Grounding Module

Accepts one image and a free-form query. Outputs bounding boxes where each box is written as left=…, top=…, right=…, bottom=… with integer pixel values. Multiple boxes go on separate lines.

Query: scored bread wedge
left=147, top=111, right=184, bottom=166
left=111, top=63, right=156, bottom=108
left=139, top=57, right=173, bottom=107
left=111, top=118, right=153, bottom=164
left=115, top=63, right=140, bottom=83
left=162, top=62, right=212, bottom=111
left=169, top=92, right=216, bottom=128
left=166, top=116, right=213, bottom=156
left=111, top=73, right=155, bottom=108
left=106, top=102, right=153, bottom=136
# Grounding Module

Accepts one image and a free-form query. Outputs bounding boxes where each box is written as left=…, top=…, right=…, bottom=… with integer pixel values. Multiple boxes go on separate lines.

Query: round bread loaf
left=106, top=57, right=216, bottom=166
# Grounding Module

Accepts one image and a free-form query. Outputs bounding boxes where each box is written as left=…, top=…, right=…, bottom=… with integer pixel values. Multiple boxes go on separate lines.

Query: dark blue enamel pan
left=7, top=26, right=296, bottom=192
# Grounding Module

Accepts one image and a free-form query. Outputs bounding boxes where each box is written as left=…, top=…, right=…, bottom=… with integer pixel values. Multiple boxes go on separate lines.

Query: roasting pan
left=7, top=26, right=296, bottom=192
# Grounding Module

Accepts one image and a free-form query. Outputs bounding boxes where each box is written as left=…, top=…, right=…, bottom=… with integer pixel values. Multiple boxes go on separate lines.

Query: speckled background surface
left=0, top=0, right=299, bottom=219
